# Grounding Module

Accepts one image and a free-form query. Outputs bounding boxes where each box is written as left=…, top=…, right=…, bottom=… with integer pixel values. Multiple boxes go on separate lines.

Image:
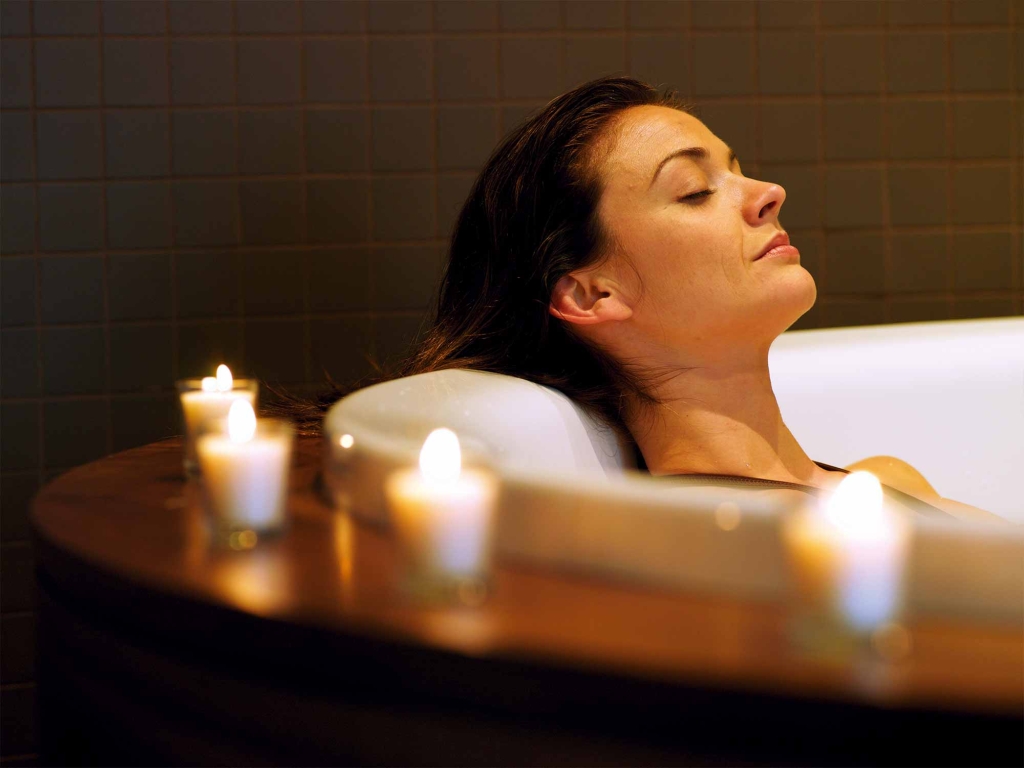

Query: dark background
left=1, top=0, right=1021, bottom=762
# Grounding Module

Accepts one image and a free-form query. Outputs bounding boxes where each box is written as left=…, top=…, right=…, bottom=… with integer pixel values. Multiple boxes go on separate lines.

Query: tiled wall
left=1, top=0, right=1021, bottom=761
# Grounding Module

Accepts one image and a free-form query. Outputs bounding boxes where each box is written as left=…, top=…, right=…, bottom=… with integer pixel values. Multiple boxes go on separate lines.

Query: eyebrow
left=649, top=146, right=738, bottom=188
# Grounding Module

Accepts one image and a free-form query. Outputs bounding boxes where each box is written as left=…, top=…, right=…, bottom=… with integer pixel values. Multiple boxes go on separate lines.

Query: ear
left=548, top=273, right=633, bottom=326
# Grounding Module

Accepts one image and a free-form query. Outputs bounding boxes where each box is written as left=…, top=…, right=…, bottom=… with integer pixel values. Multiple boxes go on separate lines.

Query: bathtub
left=324, top=318, right=1024, bottom=624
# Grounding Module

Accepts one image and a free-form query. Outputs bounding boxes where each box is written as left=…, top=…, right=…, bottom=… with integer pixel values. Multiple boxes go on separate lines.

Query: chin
left=761, top=265, right=817, bottom=335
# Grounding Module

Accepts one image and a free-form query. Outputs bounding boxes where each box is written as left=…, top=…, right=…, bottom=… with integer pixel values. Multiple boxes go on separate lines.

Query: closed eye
left=679, top=189, right=715, bottom=204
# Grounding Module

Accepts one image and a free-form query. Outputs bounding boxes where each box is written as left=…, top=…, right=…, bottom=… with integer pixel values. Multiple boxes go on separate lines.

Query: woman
left=287, top=76, right=994, bottom=521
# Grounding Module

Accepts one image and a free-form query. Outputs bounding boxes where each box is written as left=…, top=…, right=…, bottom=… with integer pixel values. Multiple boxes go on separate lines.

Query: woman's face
left=592, top=105, right=816, bottom=357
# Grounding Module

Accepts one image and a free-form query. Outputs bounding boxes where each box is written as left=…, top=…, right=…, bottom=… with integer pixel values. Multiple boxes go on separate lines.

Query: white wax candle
left=384, top=429, right=499, bottom=579
left=178, top=365, right=257, bottom=473
left=196, top=402, right=293, bottom=534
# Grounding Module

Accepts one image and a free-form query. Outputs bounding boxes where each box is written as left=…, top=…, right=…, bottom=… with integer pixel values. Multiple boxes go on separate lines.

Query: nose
left=744, top=179, right=786, bottom=225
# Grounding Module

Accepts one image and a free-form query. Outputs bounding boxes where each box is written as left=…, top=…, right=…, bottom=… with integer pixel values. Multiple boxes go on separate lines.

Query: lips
left=754, top=232, right=791, bottom=261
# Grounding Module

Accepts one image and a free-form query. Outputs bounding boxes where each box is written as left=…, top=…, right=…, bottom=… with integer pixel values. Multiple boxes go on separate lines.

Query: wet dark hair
left=269, top=76, right=688, bottom=442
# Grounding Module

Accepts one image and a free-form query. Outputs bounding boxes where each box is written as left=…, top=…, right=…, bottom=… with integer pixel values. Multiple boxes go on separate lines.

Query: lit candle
left=384, top=428, right=500, bottom=598
left=195, top=400, right=294, bottom=547
left=782, top=471, right=912, bottom=635
left=177, top=365, right=258, bottom=475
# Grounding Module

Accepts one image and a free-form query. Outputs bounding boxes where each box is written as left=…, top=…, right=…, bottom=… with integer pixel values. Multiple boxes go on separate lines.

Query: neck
left=624, top=352, right=828, bottom=487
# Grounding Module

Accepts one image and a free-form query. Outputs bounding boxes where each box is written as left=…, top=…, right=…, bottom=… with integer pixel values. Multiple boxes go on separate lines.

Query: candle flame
left=824, top=471, right=885, bottom=536
left=216, top=364, right=233, bottom=392
left=419, top=428, right=461, bottom=483
left=201, top=376, right=218, bottom=392
left=227, top=400, right=257, bottom=444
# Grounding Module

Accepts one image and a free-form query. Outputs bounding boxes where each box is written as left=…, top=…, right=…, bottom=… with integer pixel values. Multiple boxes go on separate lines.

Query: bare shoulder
left=843, top=455, right=1005, bottom=524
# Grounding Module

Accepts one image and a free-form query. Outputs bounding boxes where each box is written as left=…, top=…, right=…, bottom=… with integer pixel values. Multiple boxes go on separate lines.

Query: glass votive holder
left=195, top=409, right=294, bottom=549
left=177, top=376, right=258, bottom=476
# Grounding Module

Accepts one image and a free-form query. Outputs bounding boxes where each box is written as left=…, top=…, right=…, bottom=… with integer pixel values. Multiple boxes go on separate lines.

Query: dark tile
left=308, top=247, right=370, bottom=311
left=756, top=0, right=815, bottom=27
left=500, top=37, right=561, bottom=99
left=237, top=0, right=301, bottom=33
left=953, top=99, right=1015, bottom=158
left=371, top=106, right=433, bottom=171
left=171, top=40, right=235, bottom=105
left=373, top=312, right=428, bottom=366
left=105, top=110, right=170, bottom=178
left=302, top=0, right=366, bottom=32
left=820, top=0, right=883, bottom=26
left=41, top=326, right=107, bottom=395
left=177, top=320, right=244, bottom=377
left=627, top=34, right=689, bottom=93
left=565, top=35, right=626, bottom=87
left=952, top=31, right=1011, bottom=92
left=889, top=233, right=948, bottom=293
left=239, top=180, right=303, bottom=245
left=39, top=256, right=104, bottom=324
left=888, top=1, right=946, bottom=25
left=172, top=110, right=238, bottom=176
left=0, top=650, right=35, bottom=757
left=629, top=0, right=685, bottom=28
left=437, top=0, right=498, bottom=30
left=952, top=0, right=1011, bottom=24
left=758, top=31, right=817, bottom=95
left=104, top=39, right=168, bottom=106
left=238, top=110, right=303, bottom=174
left=306, top=179, right=369, bottom=243
left=305, top=39, right=368, bottom=103
left=371, top=244, right=443, bottom=309
left=371, top=176, right=435, bottom=241
left=1, top=1, right=31, bottom=35
left=243, top=250, right=305, bottom=315
left=305, top=109, right=368, bottom=172
left=822, top=32, right=882, bottom=94
left=238, top=40, right=301, bottom=105
left=0, top=403, right=39, bottom=471
left=111, top=394, right=179, bottom=451
left=761, top=165, right=820, bottom=229
left=953, top=297, right=1015, bottom=319
left=824, top=168, right=883, bottom=228
left=824, top=99, right=882, bottom=160
left=499, top=0, right=560, bottom=30
left=1, top=39, right=32, bottom=107
left=435, top=37, right=498, bottom=100
left=43, top=399, right=109, bottom=468
left=566, top=0, right=624, bottom=29
left=109, top=324, right=173, bottom=392
left=1, top=186, right=35, bottom=254
left=695, top=102, right=757, bottom=167
left=889, top=298, right=950, bottom=324
left=692, top=0, right=753, bottom=27
left=952, top=166, right=1012, bottom=224
left=824, top=232, right=885, bottom=294
left=244, top=318, right=306, bottom=383
left=310, top=315, right=374, bottom=384
left=0, top=544, right=35, bottom=616
left=36, top=111, right=102, bottom=180
left=887, top=33, right=946, bottom=93
left=500, top=103, right=543, bottom=135
left=438, top=172, right=474, bottom=239
left=953, top=232, right=1014, bottom=291
left=370, top=39, right=432, bottom=101
left=169, top=0, right=233, bottom=33
left=820, top=299, right=886, bottom=328
left=438, top=105, right=499, bottom=170
left=1, top=111, right=33, bottom=181
left=34, top=0, right=98, bottom=34
left=103, top=0, right=167, bottom=34
left=0, top=476, right=38, bottom=545
left=108, top=253, right=173, bottom=321
left=888, top=167, right=947, bottom=226
left=1, top=329, right=39, bottom=398
left=887, top=100, right=948, bottom=159
left=107, top=182, right=172, bottom=249
left=35, top=38, right=100, bottom=106
left=0, top=258, right=36, bottom=327
left=760, top=102, right=819, bottom=163
left=172, top=181, right=240, bottom=246
left=693, top=32, right=754, bottom=96
left=369, top=0, right=431, bottom=31
left=176, top=252, right=242, bottom=318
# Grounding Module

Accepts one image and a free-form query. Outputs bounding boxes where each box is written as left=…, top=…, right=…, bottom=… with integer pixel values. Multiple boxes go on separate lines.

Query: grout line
left=815, top=0, right=827, bottom=327
left=945, top=0, right=956, bottom=318
left=164, top=0, right=179, bottom=380
left=880, top=0, right=892, bottom=323
left=97, top=0, right=113, bottom=458
left=29, top=0, right=45, bottom=482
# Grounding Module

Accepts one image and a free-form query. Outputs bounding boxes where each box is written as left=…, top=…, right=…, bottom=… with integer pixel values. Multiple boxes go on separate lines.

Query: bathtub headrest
left=323, top=368, right=637, bottom=476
